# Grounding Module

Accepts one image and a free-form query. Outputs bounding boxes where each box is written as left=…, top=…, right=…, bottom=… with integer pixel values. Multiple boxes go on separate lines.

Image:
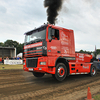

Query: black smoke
left=44, top=0, right=63, bottom=24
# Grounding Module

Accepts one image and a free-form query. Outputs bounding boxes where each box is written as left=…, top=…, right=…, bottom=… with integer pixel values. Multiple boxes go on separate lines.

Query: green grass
left=0, top=64, right=23, bottom=70
left=93, top=94, right=100, bottom=100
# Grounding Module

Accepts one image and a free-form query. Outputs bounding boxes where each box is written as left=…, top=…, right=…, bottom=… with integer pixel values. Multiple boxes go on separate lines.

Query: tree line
left=78, top=49, right=100, bottom=57
left=0, top=40, right=24, bottom=55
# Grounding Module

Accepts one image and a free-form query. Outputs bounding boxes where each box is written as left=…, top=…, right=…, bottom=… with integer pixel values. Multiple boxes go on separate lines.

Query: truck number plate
left=29, top=68, right=34, bottom=71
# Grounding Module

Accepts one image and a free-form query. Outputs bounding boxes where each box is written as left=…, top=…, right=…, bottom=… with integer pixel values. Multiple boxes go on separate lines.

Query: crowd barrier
left=4, top=60, right=23, bottom=65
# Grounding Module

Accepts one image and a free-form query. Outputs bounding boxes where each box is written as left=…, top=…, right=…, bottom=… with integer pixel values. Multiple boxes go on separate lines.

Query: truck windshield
left=25, top=28, right=46, bottom=44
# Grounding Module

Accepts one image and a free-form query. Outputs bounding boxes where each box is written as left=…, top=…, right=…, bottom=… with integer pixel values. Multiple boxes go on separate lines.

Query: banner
left=4, top=60, right=23, bottom=65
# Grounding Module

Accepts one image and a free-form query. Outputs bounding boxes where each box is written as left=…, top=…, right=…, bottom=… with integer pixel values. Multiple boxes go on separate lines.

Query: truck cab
left=23, top=24, right=97, bottom=81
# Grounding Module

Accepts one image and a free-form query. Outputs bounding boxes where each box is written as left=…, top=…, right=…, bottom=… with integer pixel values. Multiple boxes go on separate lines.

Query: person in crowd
left=2, top=57, right=4, bottom=64
left=12, top=57, right=15, bottom=60
left=6, top=57, right=9, bottom=60
left=17, top=56, right=20, bottom=60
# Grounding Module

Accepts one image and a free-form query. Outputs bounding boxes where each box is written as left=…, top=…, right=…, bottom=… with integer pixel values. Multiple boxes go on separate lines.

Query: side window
left=48, top=28, right=52, bottom=39
left=54, top=29, right=59, bottom=40
left=48, top=28, right=59, bottom=40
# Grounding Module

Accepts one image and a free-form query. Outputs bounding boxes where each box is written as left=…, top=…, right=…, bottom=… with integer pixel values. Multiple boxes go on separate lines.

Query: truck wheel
left=54, top=63, right=67, bottom=81
left=90, top=65, right=97, bottom=77
left=32, top=72, right=45, bottom=77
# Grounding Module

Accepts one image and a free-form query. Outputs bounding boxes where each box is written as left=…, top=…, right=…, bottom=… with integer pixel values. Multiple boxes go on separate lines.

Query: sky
left=0, top=0, right=100, bottom=51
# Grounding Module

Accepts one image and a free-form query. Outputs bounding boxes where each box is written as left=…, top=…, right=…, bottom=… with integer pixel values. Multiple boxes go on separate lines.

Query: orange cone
left=85, top=87, right=94, bottom=100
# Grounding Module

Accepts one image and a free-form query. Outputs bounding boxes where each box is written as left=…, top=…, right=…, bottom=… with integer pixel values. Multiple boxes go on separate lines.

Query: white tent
left=96, top=54, right=100, bottom=59
left=17, top=53, right=23, bottom=58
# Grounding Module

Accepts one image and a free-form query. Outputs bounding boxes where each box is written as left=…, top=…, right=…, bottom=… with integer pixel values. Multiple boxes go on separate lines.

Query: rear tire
left=53, top=63, right=67, bottom=81
left=32, top=72, right=45, bottom=77
left=90, top=65, right=97, bottom=77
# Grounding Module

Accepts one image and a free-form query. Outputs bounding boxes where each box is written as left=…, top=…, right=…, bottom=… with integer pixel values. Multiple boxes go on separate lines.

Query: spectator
left=6, top=57, right=9, bottom=60
left=13, top=56, right=17, bottom=60
left=2, top=57, right=4, bottom=64
left=17, top=56, right=20, bottom=60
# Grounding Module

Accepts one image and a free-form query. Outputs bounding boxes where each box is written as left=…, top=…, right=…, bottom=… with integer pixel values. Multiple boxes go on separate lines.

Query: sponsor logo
left=83, top=66, right=89, bottom=69
left=64, top=50, right=67, bottom=53
left=24, top=42, right=42, bottom=49
left=36, top=47, right=42, bottom=50
left=50, top=46, right=57, bottom=50
left=61, top=41, right=68, bottom=45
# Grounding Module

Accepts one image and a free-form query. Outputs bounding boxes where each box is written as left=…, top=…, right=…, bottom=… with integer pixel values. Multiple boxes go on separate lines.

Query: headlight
left=40, top=62, right=46, bottom=65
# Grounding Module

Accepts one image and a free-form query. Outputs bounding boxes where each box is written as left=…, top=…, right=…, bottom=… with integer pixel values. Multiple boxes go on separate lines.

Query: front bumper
left=23, top=57, right=56, bottom=74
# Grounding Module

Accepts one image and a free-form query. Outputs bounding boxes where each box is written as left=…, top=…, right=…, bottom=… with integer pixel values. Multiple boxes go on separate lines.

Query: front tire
left=90, top=65, right=97, bottom=77
left=53, top=63, right=67, bottom=81
left=32, top=72, right=45, bottom=77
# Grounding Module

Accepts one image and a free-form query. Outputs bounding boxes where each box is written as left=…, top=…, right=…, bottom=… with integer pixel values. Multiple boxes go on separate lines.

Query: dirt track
left=0, top=70, right=100, bottom=100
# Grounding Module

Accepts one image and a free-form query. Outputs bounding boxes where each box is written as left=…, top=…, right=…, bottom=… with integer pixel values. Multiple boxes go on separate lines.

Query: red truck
left=23, top=24, right=97, bottom=81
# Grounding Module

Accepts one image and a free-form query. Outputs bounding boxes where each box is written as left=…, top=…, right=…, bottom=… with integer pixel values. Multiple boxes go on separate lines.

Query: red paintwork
left=46, top=25, right=75, bottom=58
left=23, top=42, right=43, bottom=58
left=75, top=53, right=92, bottom=63
left=24, top=49, right=42, bottom=54
left=23, top=56, right=56, bottom=74
left=69, top=62, right=91, bottom=74
left=23, top=24, right=92, bottom=75
left=24, top=42, right=42, bottom=49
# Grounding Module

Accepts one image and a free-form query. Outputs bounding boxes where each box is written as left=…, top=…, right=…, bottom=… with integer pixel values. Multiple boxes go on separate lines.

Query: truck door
left=47, top=27, right=61, bottom=56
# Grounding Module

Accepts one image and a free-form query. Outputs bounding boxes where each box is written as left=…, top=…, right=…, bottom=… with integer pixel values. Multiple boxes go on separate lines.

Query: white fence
left=4, top=60, right=23, bottom=65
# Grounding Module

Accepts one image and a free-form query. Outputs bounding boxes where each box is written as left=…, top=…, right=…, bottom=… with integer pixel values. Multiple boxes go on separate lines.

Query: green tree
left=17, top=43, right=24, bottom=54
left=79, top=49, right=84, bottom=53
left=3, top=40, right=24, bottom=54
left=79, top=50, right=92, bottom=54
left=96, top=49, right=100, bottom=55
left=0, top=42, right=4, bottom=47
left=4, top=40, right=19, bottom=47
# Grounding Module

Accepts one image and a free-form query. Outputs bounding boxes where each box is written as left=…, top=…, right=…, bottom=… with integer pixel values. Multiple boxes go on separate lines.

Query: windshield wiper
left=25, top=39, right=42, bottom=45
left=34, top=39, right=42, bottom=43
left=25, top=40, right=35, bottom=45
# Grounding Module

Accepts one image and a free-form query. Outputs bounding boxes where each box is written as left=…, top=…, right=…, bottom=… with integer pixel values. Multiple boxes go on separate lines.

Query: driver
left=52, top=35, right=57, bottom=40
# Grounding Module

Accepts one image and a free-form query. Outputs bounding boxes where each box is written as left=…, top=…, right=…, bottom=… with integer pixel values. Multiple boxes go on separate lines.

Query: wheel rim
left=92, top=67, right=96, bottom=75
left=57, top=67, right=65, bottom=77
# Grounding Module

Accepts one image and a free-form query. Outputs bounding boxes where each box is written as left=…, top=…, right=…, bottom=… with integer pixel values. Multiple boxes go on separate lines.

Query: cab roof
left=24, top=24, right=73, bottom=35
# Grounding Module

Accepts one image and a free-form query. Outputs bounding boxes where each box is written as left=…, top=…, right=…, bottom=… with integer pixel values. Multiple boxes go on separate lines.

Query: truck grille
left=24, top=46, right=42, bottom=57
left=26, top=58, right=38, bottom=68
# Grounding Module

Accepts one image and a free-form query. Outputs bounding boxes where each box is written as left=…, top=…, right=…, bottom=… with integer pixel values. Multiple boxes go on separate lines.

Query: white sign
left=4, top=60, right=23, bottom=65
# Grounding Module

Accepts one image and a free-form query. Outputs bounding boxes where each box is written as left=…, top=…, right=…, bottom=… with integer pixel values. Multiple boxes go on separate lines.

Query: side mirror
left=48, top=28, right=55, bottom=42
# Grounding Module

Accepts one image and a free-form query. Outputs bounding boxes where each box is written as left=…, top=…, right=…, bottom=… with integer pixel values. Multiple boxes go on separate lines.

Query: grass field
left=0, top=64, right=23, bottom=70
left=93, top=94, right=100, bottom=100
